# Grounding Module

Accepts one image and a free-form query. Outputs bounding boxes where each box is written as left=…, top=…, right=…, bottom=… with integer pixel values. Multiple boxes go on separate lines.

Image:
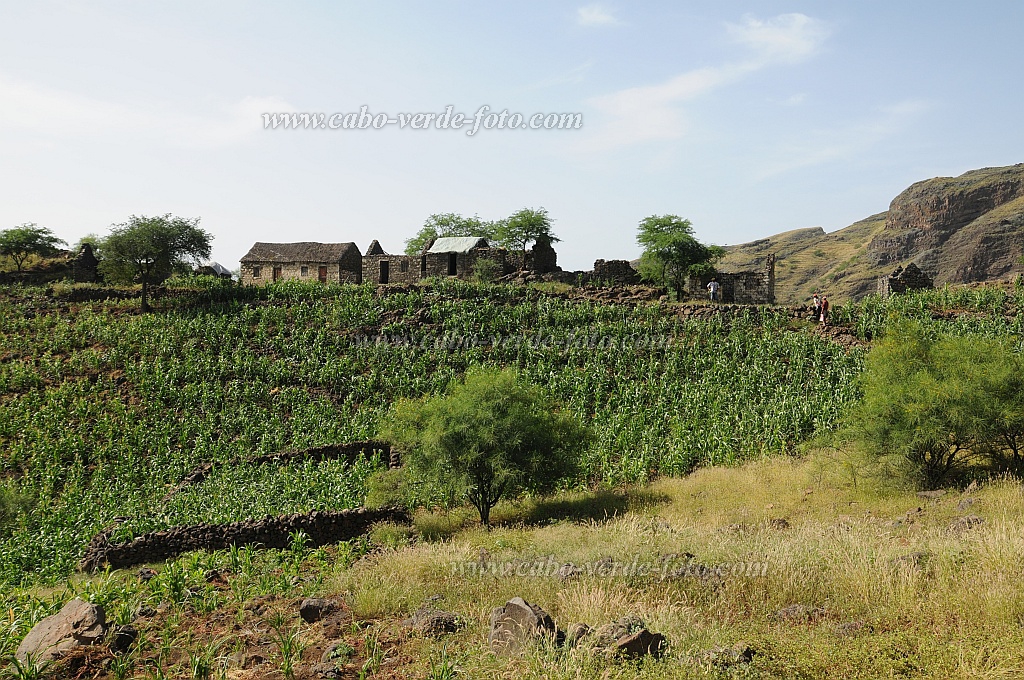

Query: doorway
left=447, top=253, right=458, bottom=276
left=318, top=266, right=328, bottom=283
left=379, top=260, right=390, bottom=284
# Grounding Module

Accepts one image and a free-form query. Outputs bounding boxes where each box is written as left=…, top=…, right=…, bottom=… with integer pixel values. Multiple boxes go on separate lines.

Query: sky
left=1, top=1, right=1022, bottom=272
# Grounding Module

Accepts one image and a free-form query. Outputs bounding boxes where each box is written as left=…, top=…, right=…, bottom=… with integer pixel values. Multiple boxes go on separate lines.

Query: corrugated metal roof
left=426, top=237, right=490, bottom=254
left=240, top=242, right=360, bottom=263
left=200, top=261, right=232, bottom=276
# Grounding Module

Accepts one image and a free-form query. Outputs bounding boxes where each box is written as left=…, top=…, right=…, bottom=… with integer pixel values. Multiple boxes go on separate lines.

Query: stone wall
left=877, top=262, right=934, bottom=297
left=362, top=254, right=421, bottom=285
left=79, top=507, right=410, bottom=572
left=528, top=237, right=558, bottom=274
left=241, top=259, right=362, bottom=286
left=72, top=244, right=100, bottom=283
left=591, top=260, right=641, bottom=285
left=687, top=255, right=776, bottom=304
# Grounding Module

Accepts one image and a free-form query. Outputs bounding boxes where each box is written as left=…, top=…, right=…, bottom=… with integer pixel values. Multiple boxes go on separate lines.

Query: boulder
left=15, top=599, right=108, bottom=666
left=488, top=597, right=559, bottom=654
left=594, top=616, right=666, bottom=659
left=611, top=629, right=666, bottom=660
left=701, top=643, right=755, bottom=666
left=299, top=598, right=339, bottom=623
left=402, top=608, right=465, bottom=636
left=949, top=515, right=984, bottom=533
left=109, top=625, right=138, bottom=654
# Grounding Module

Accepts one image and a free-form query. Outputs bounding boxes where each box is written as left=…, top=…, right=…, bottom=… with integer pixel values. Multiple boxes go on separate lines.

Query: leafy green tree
left=843, top=321, right=1024, bottom=488
left=72, top=233, right=106, bottom=257
left=381, top=367, right=587, bottom=527
left=404, top=213, right=496, bottom=255
left=0, top=224, right=66, bottom=272
left=99, top=214, right=212, bottom=312
left=635, top=215, right=724, bottom=299
left=494, top=207, right=559, bottom=263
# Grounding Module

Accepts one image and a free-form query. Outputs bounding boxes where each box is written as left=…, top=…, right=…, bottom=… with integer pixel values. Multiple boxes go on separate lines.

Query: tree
left=404, top=213, right=496, bottom=255
left=382, top=367, right=588, bottom=527
left=494, top=207, right=559, bottom=264
left=72, top=233, right=106, bottom=258
left=99, top=214, right=212, bottom=312
left=842, top=321, right=1024, bottom=488
left=635, top=215, right=724, bottom=299
left=0, top=224, right=66, bottom=273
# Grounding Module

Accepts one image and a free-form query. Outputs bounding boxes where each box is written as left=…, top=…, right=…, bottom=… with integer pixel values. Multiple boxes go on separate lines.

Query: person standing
left=707, top=278, right=721, bottom=303
left=812, top=293, right=821, bottom=320
left=820, top=295, right=830, bottom=326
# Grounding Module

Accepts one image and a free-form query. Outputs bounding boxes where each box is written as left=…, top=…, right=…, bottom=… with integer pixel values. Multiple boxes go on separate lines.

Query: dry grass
left=329, top=457, right=1024, bottom=678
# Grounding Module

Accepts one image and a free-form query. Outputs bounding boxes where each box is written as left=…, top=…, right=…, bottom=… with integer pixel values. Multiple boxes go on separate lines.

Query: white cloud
left=576, top=4, right=619, bottom=26
left=755, top=100, right=931, bottom=178
left=726, top=13, right=830, bottom=64
left=577, top=13, right=830, bottom=152
left=0, top=73, right=293, bottom=148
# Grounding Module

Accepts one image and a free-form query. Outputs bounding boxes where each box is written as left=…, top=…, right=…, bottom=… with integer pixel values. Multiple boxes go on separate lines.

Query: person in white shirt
left=707, top=278, right=720, bottom=303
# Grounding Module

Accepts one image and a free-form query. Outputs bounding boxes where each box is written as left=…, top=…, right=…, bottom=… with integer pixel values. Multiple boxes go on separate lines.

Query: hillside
left=718, top=164, right=1024, bottom=304
left=3, top=281, right=1024, bottom=678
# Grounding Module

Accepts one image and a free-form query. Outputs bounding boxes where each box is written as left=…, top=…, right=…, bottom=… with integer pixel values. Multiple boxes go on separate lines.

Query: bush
left=471, top=257, right=501, bottom=284
left=0, top=482, right=33, bottom=537
left=381, top=367, right=588, bottom=526
left=843, top=321, right=1024, bottom=488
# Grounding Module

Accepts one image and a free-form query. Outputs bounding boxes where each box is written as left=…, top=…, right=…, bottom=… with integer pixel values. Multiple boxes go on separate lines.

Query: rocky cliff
left=718, top=164, right=1024, bottom=304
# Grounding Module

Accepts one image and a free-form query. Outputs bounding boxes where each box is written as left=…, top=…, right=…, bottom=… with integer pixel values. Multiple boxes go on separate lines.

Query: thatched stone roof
left=240, top=242, right=360, bottom=263
left=365, top=240, right=386, bottom=256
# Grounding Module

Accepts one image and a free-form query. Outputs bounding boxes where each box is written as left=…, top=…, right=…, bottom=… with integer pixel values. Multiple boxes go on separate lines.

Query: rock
left=916, top=490, right=947, bottom=500
left=109, top=625, right=138, bottom=654
left=958, top=497, right=976, bottom=511
left=403, top=608, right=465, bottom=636
left=594, top=616, right=645, bottom=647
left=701, top=643, right=755, bottom=666
left=949, top=515, right=984, bottom=533
left=834, top=620, right=873, bottom=637
left=134, top=605, right=157, bottom=620
left=311, top=662, right=342, bottom=679
left=765, top=518, right=790, bottom=530
left=299, top=598, right=339, bottom=623
left=564, top=623, right=591, bottom=647
left=775, top=604, right=826, bottom=623
left=488, top=597, right=559, bottom=654
left=611, top=629, right=666, bottom=659
left=891, top=551, right=931, bottom=569
left=15, top=599, right=108, bottom=666
left=321, top=640, right=354, bottom=663
left=137, top=568, right=157, bottom=582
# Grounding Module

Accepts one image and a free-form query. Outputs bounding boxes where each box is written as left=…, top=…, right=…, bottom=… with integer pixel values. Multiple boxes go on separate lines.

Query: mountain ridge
left=717, top=164, right=1024, bottom=304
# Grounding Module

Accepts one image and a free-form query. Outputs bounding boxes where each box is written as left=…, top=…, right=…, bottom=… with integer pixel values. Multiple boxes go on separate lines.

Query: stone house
left=239, top=242, right=362, bottom=285
left=361, top=236, right=516, bottom=285
left=877, top=262, right=933, bottom=297
left=686, top=255, right=776, bottom=304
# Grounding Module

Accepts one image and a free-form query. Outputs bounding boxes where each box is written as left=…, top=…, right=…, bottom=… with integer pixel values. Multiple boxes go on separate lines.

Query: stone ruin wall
left=687, top=255, right=776, bottom=304
left=80, top=441, right=401, bottom=572
left=80, top=507, right=410, bottom=572
left=877, top=263, right=934, bottom=297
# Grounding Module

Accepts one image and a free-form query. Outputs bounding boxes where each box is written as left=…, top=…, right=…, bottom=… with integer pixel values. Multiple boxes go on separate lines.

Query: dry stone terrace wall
left=79, top=507, right=410, bottom=572
left=76, top=440, right=401, bottom=571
